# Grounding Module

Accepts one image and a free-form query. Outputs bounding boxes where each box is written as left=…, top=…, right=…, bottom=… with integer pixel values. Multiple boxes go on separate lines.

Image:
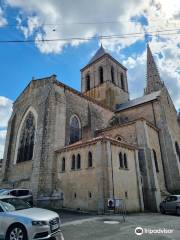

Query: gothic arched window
left=69, top=115, right=81, bottom=144
left=71, top=154, right=75, bottom=170
left=88, top=151, right=93, bottom=167
left=77, top=154, right=81, bottom=169
left=175, top=141, right=180, bottom=162
left=99, top=66, right=104, bottom=84
left=153, top=149, right=159, bottom=172
left=124, top=153, right=128, bottom=169
left=121, top=73, right=125, bottom=91
left=86, top=73, right=91, bottom=91
left=17, top=111, right=35, bottom=163
left=119, top=152, right=123, bottom=168
left=111, top=66, right=115, bottom=83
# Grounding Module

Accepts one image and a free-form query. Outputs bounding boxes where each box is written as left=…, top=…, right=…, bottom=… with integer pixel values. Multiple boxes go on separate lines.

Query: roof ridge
left=88, top=45, right=107, bottom=64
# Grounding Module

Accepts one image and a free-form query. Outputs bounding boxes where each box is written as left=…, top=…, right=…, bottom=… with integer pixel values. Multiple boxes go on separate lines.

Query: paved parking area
left=55, top=212, right=180, bottom=240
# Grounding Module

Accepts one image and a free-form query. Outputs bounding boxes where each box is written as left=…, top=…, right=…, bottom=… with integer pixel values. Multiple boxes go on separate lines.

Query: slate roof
left=88, top=44, right=107, bottom=64
left=116, top=91, right=161, bottom=111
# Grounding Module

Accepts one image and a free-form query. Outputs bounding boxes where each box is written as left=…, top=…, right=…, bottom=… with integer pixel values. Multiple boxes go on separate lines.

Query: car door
left=0, top=203, right=6, bottom=239
left=0, top=203, right=4, bottom=238
left=169, top=196, right=178, bottom=213
left=165, top=196, right=177, bottom=212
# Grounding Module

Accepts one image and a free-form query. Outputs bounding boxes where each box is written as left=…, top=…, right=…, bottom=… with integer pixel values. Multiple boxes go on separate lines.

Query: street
left=55, top=212, right=180, bottom=240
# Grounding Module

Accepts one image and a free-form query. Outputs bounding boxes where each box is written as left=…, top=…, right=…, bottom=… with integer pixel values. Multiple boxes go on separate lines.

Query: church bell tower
left=81, top=45, right=129, bottom=110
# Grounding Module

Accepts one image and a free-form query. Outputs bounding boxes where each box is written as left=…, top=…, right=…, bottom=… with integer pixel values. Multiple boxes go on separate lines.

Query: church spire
left=144, top=44, right=164, bottom=95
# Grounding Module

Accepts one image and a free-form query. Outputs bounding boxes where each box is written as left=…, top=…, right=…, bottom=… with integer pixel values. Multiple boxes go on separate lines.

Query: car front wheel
left=160, top=206, right=166, bottom=214
left=6, top=224, right=27, bottom=240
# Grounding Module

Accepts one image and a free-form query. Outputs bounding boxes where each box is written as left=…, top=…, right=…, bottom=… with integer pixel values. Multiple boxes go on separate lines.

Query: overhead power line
left=2, top=18, right=180, bottom=28
left=0, top=28, right=179, bottom=43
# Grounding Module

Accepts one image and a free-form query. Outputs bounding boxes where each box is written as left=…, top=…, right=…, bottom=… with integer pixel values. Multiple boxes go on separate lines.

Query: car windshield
left=0, top=198, right=31, bottom=211
left=0, top=189, right=8, bottom=194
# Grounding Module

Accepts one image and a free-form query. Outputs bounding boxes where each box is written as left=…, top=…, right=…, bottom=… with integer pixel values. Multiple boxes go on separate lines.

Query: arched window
left=99, top=66, right=104, bottom=84
left=77, top=154, right=81, bottom=169
left=70, top=115, right=81, bottom=144
left=124, top=153, right=128, bottom=169
left=111, top=66, right=115, bottom=83
left=119, top=152, right=123, bottom=168
left=153, top=149, right=159, bottom=172
left=88, top=151, right=93, bottom=167
left=175, top=141, right=180, bottom=162
left=121, top=73, right=125, bottom=91
left=86, top=73, right=90, bottom=91
left=71, top=155, right=75, bottom=170
left=62, top=157, right=65, bottom=172
left=17, top=111, right=35, bottom=163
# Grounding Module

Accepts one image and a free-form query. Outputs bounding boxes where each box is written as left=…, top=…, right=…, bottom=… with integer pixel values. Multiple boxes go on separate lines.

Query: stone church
left=0, top=44, right=180, bottom=213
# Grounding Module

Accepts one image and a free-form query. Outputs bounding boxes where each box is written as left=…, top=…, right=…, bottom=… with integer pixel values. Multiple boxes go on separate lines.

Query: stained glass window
left=17, top=112, right=35, bottom=163
left=70, top=116, right=81, bottom=144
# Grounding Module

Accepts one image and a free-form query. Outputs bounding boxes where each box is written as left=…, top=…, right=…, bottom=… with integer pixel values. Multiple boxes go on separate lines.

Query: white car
left=0, top=195, right=61, bottom=240
left=0, top=189, right=33, bottom=206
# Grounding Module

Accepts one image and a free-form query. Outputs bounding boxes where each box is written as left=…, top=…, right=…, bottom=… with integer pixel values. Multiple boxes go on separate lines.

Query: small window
left=60, top=192, right=64, bottom=199
left=153, top=149, right=159, bottom=173
left=77, top=154, right=81, bottom=169
left=71, top=155, right=75, bottom=170
left=10, top=190, right=18, bottom=197
left=124, top=153, right=128, bottom=169
left=119, top=152, right=123, bottom=168
left=62, top=157, right=65, bottom=172
left=175, top=141, right=180, bottom=162
left=166, top=196, right=177, bottom=202
left=88, top=151, right=93, bottom=168
left=99, top=66, right=104, bottom=84
left=171, top=196, right=178, bottom=201
left=74, top=192, right=77, bottom=199
left=111, top=66, right=115, bottom=83
left=88, top=192, right=92, bottom=198
left=116, top=136, right=122, bottom=141
left=121, top=73, right=125, bottom=91
left=125, top=191, right=128, bottom=199
left=86, top=74, right=91, bottom=91
left=16, top=190, right=29, bottom=197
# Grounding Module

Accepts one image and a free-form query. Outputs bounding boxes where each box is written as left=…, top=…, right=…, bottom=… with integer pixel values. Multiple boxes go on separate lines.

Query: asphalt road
left=55, top=212, right=180, bottom=240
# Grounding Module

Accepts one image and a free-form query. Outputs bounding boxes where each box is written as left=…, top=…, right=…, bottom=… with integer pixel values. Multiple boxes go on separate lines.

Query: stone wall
left=1, top=76, right=114, bottom=202
left=56, top=138, right=141, bottom=212
left=56, top=142, right=102, bottom=211
left=146, top=124, right=166, bottom=193
left=1, top=78, right=54, bottom=193
left=81, top=55, right=129, bottom=109
left=111, top=144, right=142, bottom=212
left=64, top=88, right=113, bottom=144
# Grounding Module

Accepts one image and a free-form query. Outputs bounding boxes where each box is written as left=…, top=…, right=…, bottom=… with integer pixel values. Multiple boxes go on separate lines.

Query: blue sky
left=0, top=0, right=179, bottom=158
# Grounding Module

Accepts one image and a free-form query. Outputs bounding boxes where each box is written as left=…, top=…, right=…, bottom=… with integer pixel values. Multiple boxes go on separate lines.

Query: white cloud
left=5, top=0, right=149, bottom=53
left=0, top=7, right=7, bottom=26
left=0, top=96, right=13, bottom=128
left=3, top=0, right=180, bottom=108
left=0, top=96, right=13, bottom=158
left=0, top=130, right=7, bottom=159
left=123, top=42, right=180, bottom=110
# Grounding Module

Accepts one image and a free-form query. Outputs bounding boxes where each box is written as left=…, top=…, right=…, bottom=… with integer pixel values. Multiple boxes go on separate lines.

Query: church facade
left=1, top=45, right=180, bottom=213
